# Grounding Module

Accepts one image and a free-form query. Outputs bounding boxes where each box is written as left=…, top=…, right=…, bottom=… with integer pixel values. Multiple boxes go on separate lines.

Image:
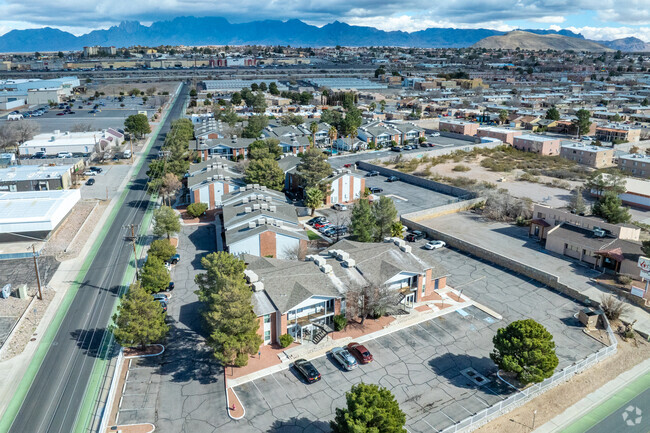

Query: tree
left=350, top=200, right=375, bottom=242
left=545, top=107, right=560, bottom=121
left=490, top=319, right=559, bottom=385
left=641, top=240, right=650, bottom=257
left=242, top=115, right=269, bottom=138
left=372, top=196, right=398, bottom=241
left=585, top=173, right=626, bottom=196
left=140, top=256, right=171, bottom=293
left=568, top=187, right=587, bottom=215
left=296, top=147, right=333, bottom=189
left=215, top=105, right=239, bottom=127
left=153, top=206, right=180, bottom=239
left=252, top=92, right=267, bottom=113
left=230, top=92, right=242, bottom=105
left=124, top=114, right=151, bottom=139
left=195, top=253, right=261, bottom=368
left=592, top=191, right=631, bottom=224
left=309, top=121, right=318, bottom=147
left=189, top=88, right=197, bottom=97
left=148, top=239, right=176, bottom=262
left=380, top=100, right=386, bottom=113
left=0, top=123, right=18, bottom=150
left=390, top=221, right=404, bottom=238
left=328, top=125, right=338, bottom=145
left=248, top=138, right=282, bottom=160
left=268, top=82, right=279, bottom=96
left=572, top=109, right=592, bottom=137
left=330, top=383, right=406, bottom=433
left=498, top=109, right=509, bottom=124
left=160, top=173, right=181, bottom=206
left=187, top=202, right=208, bottom=218
left=11, top=120, right=39, bottom=144
left=304, top=187, right=324, bottom=215
left=112, top=283, right=169, bottom=349
left=279, top=113, right=305, bottom=126
left=244, top=158, right=285, bottom=191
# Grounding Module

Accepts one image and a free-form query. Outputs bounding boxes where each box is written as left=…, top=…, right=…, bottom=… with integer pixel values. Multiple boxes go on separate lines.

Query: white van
left=122, top=149, right=132, bottom=159
left=7, top=114, right=23, bottom=121
left=57, top=152, right=72, bottom=158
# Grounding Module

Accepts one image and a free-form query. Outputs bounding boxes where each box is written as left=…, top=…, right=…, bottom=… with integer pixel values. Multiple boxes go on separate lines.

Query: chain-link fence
left=440, top=317, right=618, bottom=433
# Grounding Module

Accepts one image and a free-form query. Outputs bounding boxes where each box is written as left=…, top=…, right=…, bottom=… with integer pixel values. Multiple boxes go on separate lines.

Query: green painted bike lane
left=562, top=371, right=650, bottom=433
left=0, top=85, right=181, bottom=433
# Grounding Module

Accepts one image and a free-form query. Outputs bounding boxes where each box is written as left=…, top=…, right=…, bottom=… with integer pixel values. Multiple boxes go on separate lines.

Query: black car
left=89, top=166, right=103, bottom=173
left=294, top=359, right=321, bottom=383
left=405, top=231, right=426, bottom=242
left=386, top=176, right=399, bottom=182
left=168, top=282, right=175, bottom=291
left=307, top=216, right=327, bottom=226
left=86, top=178, right=95, bottom=186
left=366, top=171, right=380, bottom=177
left=368, top=187, right=383, bottom=194
left=390, top=146, right=402, bottom=152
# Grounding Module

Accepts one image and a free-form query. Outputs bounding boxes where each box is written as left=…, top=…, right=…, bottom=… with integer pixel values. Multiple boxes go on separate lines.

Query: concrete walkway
left=534, top=358, right=650, bottom=433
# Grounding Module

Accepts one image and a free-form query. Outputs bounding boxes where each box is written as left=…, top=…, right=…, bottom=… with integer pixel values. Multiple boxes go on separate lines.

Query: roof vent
left=593, top=227, right=606, bottom=237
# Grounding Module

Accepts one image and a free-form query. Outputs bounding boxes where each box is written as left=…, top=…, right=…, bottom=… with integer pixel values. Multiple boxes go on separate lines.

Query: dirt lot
left=475, top=329, right=650, bottom=433
left=89, top=81, right=179, bottom=98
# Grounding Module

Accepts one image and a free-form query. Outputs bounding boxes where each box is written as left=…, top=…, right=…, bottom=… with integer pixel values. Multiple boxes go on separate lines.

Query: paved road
left=7, top=83, right=188, bottom=433
left=585, top=387, right=650, bottom=433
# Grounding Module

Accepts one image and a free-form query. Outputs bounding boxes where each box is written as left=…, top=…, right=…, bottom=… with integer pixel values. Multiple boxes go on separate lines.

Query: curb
left=124, top=344, right=165, bottom=359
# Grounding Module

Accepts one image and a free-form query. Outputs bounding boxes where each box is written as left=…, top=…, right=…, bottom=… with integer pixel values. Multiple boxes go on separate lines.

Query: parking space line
left=416, top=323, right=440, bottom=342
left=441, top=410, right=456, bottom=423
left=271, top=374, right=291, bottom=400
left=252, top=381, right=272, bottom=410
left=458, top=402, right=474, bottom=416
left=421, top=418, right=440, bottom=432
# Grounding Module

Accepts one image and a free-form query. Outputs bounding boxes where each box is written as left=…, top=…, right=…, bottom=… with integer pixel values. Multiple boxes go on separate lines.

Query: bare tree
left=345, top=284, right=401, bottom=324
left=160, top=172, right=182, bottom=206
left=12, top=120, right=40, bottom=143
left=601, top=294, right=630, bottom=321
left=0, top=123, right=19, bottom=150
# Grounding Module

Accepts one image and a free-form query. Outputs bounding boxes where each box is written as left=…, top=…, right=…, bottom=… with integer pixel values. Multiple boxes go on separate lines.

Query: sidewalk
left=534, top=358, right=650, bottom=433
left=0, top=90, right=178, bottom=423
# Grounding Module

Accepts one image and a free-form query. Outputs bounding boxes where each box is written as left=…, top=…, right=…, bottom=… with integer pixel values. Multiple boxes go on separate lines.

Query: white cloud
left=561, top=25, right=650, bottom=41
left=529, top=16, right=566, bottom=24
left=344, top=15, right=515, bottom=33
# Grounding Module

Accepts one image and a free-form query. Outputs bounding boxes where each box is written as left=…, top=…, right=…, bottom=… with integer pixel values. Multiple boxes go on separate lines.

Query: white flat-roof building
left=19, top=128, right=124, bottom=156
left=203, top=80, right=288, bottom=93
left=0, top=189, right=80, bottom=240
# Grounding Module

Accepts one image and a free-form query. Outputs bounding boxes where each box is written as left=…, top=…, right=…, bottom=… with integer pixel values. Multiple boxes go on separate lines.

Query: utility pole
left=130, top=224, right=139, bottom=279
left=32, top=244, right=42, bottom=300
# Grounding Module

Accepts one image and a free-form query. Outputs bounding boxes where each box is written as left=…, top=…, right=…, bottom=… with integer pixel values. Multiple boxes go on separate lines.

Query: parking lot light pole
left=32, top=244, right=43, bottom=300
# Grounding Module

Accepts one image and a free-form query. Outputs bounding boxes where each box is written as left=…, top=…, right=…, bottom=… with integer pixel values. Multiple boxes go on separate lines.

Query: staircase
left=311, top=323, right=332, bottom=345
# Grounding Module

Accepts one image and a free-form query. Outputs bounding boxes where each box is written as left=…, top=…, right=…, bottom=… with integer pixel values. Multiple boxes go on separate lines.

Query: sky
left=1, top=0, right=650, bottom=41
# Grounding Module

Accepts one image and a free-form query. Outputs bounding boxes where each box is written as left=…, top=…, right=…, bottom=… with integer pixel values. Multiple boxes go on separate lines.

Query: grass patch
left=307, top=231, right=321, bottom=240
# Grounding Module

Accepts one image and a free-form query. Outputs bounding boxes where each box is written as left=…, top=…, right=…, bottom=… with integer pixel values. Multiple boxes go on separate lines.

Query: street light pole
left=32, top=244, right=42, bottom=300
left=131, top=224, right=139, bottom=279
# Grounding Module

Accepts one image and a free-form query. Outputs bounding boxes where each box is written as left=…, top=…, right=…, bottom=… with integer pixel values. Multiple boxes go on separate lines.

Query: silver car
left=330, top=347, right=358, bottom=371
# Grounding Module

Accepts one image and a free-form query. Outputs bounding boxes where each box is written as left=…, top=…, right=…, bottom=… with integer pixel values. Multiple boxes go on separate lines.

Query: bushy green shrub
left=279, top=334, right=294, bottom=348
left=187, top=202, right=208, bottom=218
left=452, top=164, right=470, bottom=172
left=333, top=314, right=348, bottom=331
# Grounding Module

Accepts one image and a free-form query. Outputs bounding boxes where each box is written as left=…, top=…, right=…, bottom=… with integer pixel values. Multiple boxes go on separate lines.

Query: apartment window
left=421, top=277, right=426, bottom=296
left=263, top=314, right=271, bottom=324
left=264, top=330, right=271, bottom=341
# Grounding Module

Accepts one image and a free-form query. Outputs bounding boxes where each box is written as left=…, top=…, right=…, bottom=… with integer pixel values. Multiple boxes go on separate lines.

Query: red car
left=343, top=163, right=354, bottom=168
left=347, top=342, right=373, bottom=364
left=314, top=222, right=329, bottom=229
left=56, top=112, right=66, bottom=116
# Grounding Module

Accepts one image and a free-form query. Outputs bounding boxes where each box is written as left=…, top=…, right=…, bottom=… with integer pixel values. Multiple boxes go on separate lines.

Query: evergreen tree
left=330, top=383, right=406, bottom=433
left=572, top=109, right=592, bottom=137
left=491, top=319, right=558, bottom=385
left=350, top=199, right=375, bottom=242
left=372, top=196, right=398, bottom=241
left=153, top=206, right=180, bottom=239
left=592, top=191, right=631, bottom=224
left=296, top=147, right=333, bottom=189
left=140, top=255, right=171, bottom=293
left=124, top=114, right=151, bottom=138
left=112, top=283, right=169, bottom=349
left=244, top=158, right=285, bottom=191
left=568, top=187, right=587, bottom=215
left=545, top=107, right=560, bottom=121
left=248, top=138, right=282, bottom=160
left=230, top=92, right=242, bottom=105
left=148, top=239, right=176, bottom=262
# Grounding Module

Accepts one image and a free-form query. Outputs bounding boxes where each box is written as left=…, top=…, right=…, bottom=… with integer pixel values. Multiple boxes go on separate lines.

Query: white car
left=83, top=171, right=96, bottom=176
left=424, top=240, right=446, bottom=250
left=333, top=204, right=348, bottom=211
left=164, top=262, right=172, bottom=272
left=330, top=347, right=358, bottom=371
left=430, top=132, right=441, bottom=137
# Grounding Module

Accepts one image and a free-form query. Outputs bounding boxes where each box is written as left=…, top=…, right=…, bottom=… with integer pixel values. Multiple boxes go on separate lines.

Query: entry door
left=402, top=293, right=415, bottom=309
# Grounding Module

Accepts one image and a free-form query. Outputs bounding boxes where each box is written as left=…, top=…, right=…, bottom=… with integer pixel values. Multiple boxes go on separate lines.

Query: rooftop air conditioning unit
left=343, top=259, right=356, bottom=268
left=305, top=255, right=316, bottom=261
left=242, top=197, right=249, bottom=203
left=252, top=281, right=265, bottom=292
left=258, top=217, right=266, bottom=225
left=339, top=252, right=350, bottom=261
left=400, top=245, right=412, bottom=253
left=253, top=203, right=260, bottom=210
left=320, top=264, right=333, bottom=273
left=593, top=227, right=606, bottom=237
left=244, top=206, right=252, bottom=213
left=248, top=221, right=256, bottom=229
left=261, top=185, right=267, bottom=191
left=244, top=269, right=259, bottom=283
left=261, top=203, right=268, bottom=210
left=269, top=205, right=276, bottom=212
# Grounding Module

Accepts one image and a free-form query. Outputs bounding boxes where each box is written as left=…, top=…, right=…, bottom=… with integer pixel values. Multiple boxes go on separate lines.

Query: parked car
left=307, top=216, right=327, bottom=226
left=89, top=166, right=103, bottom=173
left=57, top=152, right=72, bottom=158
left=343, top=163, right=354, bottom=168
left=424, top=240, right=446, bottom=250
left=85, top=178, right=95, bottom=186
left=333, top=204, right=348, bottom=211
left=405, top=231, right=426, bottom=242
left=366, top=171, right=380, bottom=177
left=83, top=171, right=96, bottom=176
left=32, top=151, right=46, bottom=159
left=390, top=146, right=402, bottom=152
left=153, top=293, right=169, bottom=302
left=159, top=300, right=168, bottom=313
left=430, top=132, right=441, bottom=137
left=56, top=112, right=66, bottom=116
left=368, top=187, right=383, bottom=194
left=347, top=342, right=373, bottom=364
left=314, top=222, right=329, bottom=229
left=169, top=254, right=180, bottom=265
left=386, top=176, right=399, bottom=182
left=330, top=347, right=358, bottom=371
left=167, top=282, right=175, bottom=291
left=293, top=359, right=321, bottom=383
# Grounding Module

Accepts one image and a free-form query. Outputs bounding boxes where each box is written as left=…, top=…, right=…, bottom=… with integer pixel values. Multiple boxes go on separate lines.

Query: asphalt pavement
left=7, top=83, right=188, bottom=433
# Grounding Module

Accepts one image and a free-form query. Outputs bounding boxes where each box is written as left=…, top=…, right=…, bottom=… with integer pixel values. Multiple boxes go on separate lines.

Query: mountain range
left=473, top=30, right=614, bottom=52
left=0, top=17, right=590, bottom=53
left=0, top=17, right=646, bottom=53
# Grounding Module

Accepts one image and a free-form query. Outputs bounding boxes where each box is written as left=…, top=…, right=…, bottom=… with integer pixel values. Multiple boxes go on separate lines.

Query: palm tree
left=369, top=102, right=377, bottom=112
left=380, top=100, right=386, bottom=113
left=321, top=90, right=329, bottom=105
left=310, top=121, right=318, bottom=148
left=328, top=125, right=338, bottom=154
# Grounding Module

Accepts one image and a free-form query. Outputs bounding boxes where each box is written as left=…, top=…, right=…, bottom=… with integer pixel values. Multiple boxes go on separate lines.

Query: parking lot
left=232, top=245, right=606, bottom=432
left=80, top=164, right=133, bottom=200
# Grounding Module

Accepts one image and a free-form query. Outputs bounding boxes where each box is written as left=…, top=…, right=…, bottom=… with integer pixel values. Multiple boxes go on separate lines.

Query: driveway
left=116, top=223, right=236, bottom=433
left=232, top=247, right=605, bottom=432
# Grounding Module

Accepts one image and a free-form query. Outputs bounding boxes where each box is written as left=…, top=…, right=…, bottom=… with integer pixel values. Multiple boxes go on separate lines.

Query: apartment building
left=512, top=134, right=561, bottom=156
left=324, top=170, right=366, bottom=205
left=477, top=126, right=522, bottom=145
left=186, top=158, right=242, bottom=209
left=559, top=142, right=615, bottom=168
left=617, top=153, right=650, bottom=179
left=595, top=125, right=641, bottom=143
left=439, top=119, right=479, bottom=136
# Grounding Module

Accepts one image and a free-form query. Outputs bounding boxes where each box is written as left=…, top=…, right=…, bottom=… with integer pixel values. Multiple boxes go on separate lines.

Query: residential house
left=388, top=122, right=425, bottom=145
left=324, top=170, right=366, bottom=206
left=192, top=136, right=257, bottom=161
left=357, top=122, right=401, bottom=147
left=186, top=158, right=243, bottom=209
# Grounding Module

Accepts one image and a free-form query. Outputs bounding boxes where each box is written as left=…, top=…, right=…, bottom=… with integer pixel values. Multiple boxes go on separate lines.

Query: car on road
left=347, top=342, right=373, bottom=364
left=330, top=347, right=358, bottom=371
left=424, top=240, right=446, bottom=250
left=386, top=176, right=399, bottom=182
left=85, top=178, right=95, bottom=186
left=67, top=111, right=76, bottom=115
left=56, top=112, right=66, bottom=116
left=430, top=132, right=441, bottom=137
left=366, top=170, right=380, bottom=177
left=390, top=146, right=402, bottom=152
left=293, top=359, right=321, bottom=383
left=152, top=293, right=169, bottom=302
left=368, top=187, right=383, bottom=194
left=168, top=254, right=180, bottom=264
left=405, top=230, right=426, bottom=242
left=333, top=203, right=348, bottom=211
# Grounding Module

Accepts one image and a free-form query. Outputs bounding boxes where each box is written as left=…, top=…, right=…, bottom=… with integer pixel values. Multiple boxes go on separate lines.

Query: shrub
left=279, top=334, right=294, bottom=348
left=617, top=274, right=632, bottom=285
left=601, top=294, right=630, bottom=321
left=148, top=239, right=176, bottom=262
left=452, top=164, right=470, bottom=172
left=187, top=202, right=208, bottom=218
left=333, top=314, right=348, bottom=331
